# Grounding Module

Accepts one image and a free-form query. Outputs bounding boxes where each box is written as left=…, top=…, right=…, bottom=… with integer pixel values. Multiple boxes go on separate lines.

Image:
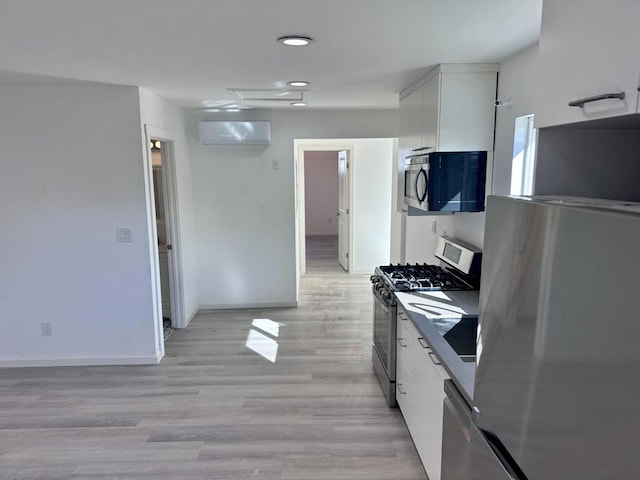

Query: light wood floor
left=305, top=235, right=343, bottom=273
left=0, top=237, right=426, bottom=480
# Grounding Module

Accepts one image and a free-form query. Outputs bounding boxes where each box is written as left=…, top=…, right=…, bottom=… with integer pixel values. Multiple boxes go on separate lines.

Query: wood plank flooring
left=0, top=237, right=426, bottom=480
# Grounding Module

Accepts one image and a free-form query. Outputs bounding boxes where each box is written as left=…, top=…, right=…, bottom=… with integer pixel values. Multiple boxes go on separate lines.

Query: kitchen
left=0, top=0, right=637, bottom=478
left=376, top=1, right=640, bottom=479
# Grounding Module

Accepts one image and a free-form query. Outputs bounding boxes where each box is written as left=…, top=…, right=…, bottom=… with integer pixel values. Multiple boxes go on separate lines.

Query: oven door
left=372, top=285, right=397, bottom=406
left=373, top=287, right=396, bottom=381
left=404, top=162, right=429, bottom=210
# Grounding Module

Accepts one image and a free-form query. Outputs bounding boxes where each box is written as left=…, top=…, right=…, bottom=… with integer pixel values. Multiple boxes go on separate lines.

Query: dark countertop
left=395, top=291, right=477, bottom=404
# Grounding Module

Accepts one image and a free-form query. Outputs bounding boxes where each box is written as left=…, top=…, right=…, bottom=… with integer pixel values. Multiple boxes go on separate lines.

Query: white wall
left=0, top=85, right=159, bottom=366
left=493, top=44, right=539, bottom=197
left=187, top=109, right=398, bottom=308
left=298, top=138, right=395, bottom=274
left=350, top=138, right=394, bottom=273
left=304, top=151, right=339, bottom=236
left=138, top=89, right=199, bottom=325
left=404, top=45, right=539, bottom=264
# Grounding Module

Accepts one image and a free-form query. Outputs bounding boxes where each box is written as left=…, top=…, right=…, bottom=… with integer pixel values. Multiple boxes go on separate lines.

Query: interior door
left=338, top=150, right=349, bottom=271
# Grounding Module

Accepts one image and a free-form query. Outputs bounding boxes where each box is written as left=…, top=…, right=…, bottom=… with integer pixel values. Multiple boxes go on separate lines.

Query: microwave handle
left=416, top=168, right=428, bottom=202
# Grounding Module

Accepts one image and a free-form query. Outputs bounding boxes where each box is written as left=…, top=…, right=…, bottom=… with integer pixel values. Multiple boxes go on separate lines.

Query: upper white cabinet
left=535, top=0, right=640, bottom=128
left=399, top=82, right=425, bottom=155
left=399, top=65, right=498, bottom=153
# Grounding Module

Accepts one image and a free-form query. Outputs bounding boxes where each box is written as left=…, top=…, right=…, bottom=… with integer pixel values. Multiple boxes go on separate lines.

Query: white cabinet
left=535, top=0, right=640, bottom=128
left=396, top=308, right=449, bottom=480
left=395, top=65, right=498, bottom=214
left=399, top=83, right=425, bottom=154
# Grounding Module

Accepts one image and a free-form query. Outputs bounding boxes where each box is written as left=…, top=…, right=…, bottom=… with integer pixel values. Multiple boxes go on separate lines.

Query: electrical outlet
left=431, top=220, right=437, bottom=234
left=272, top=158, right=279, bottom=170
left=41, top=322, right=53, bottom=336
left=116, top=227, right=133, bottom=243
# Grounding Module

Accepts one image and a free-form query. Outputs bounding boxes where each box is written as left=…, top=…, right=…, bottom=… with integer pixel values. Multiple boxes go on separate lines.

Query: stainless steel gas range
left=370, top=236, right=481, bottom=407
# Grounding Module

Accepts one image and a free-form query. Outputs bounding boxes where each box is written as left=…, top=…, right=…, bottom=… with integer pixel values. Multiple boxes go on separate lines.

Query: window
left=510, top=114, right=537, bottom=196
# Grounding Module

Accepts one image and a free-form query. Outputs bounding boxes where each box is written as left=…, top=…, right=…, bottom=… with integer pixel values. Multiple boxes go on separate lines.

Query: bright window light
left=510, top=114, right=537, bottom=196
left=245, top=329, right=278, bottom=363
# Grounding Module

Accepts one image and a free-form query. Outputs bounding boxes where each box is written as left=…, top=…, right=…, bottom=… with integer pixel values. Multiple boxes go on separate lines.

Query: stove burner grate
left=378, top=263, right=472, bottom=291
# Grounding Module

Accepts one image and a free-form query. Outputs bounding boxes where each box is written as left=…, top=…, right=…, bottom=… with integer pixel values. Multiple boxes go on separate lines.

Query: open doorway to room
left=295, top=142, right=354, bottom=277
left=143, top=125, right=186, bottom=356
left=303, top=150, right=347, bottom=273
left=294, top=138, right=396, bottom=299
left=150, top=139, right=174, bottom=340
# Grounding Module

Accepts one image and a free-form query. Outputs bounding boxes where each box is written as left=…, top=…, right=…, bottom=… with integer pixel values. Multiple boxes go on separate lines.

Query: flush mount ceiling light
left=287, top=81, right=310, bottom=87
left=291, top=102, right=307, bottom=106
left=277, top=35, right=314, bottom=46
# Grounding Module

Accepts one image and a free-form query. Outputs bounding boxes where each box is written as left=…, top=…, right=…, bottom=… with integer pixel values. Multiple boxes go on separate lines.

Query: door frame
left=294, top=140, right=355, bottom=281
left=143, top=125, right=186, bottom=351
left=337, top=150, right=350, bottom=272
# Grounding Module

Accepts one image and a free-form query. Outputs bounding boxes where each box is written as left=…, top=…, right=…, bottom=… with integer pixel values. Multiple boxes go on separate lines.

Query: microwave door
left=404, top=164, right=428, bottom=210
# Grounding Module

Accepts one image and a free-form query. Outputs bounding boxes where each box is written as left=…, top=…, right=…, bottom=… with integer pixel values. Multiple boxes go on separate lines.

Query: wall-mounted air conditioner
left=198, top=121, right=271, bottom=145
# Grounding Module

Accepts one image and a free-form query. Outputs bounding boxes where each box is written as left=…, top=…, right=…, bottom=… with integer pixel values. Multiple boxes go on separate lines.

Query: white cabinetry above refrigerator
left=535, top=0, right=640, bottom=128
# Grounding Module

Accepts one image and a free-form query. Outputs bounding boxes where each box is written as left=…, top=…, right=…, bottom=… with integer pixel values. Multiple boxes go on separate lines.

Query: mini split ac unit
left=198, top=121, right=271, bottom=145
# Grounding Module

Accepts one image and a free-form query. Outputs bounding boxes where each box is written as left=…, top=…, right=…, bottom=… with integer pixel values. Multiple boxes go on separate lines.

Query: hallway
left=0, top=243, right=425, bottom=480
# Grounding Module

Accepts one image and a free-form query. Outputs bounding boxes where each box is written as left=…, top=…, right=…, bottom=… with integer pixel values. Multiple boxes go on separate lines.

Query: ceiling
left=0, top=0, right=542, bottom=110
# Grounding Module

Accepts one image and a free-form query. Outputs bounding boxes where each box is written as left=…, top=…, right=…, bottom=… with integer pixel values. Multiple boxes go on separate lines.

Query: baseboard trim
left=184, top=307, right=199, bottom=327
left=199, top=301, right=298, bottom=311
left=0, top=354, right=162, bottom=368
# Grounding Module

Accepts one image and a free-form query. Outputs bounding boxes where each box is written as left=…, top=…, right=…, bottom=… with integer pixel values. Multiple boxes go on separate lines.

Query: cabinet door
left=422, top=74, right=440, bottom=151
left=400, top=84, right=425, bottom=154
left=412, top=344, right=449, bottom=480
left=396, top=311, right=414, bottom=363
left=535, top=0, right=640, bottom=128
left=395, top=353, right=412, bottom=411
left=438, top=72, right=496, bottom=151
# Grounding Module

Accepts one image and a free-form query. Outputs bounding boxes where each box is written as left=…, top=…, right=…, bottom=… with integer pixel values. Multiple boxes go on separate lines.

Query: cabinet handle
left=398, top=338, right=408, bottom=348
left=428, top=352, right=441, bottom=365
left=397, top=383, right=407, bottom=395
left=417, top=337, right=429, bottom=349
left=568, top=91, right=625, bottom=108
left=398, top=312, right=408, bottom=321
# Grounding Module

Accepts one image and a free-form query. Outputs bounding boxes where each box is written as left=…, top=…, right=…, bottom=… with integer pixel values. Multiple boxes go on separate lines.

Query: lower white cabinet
left=396, top=309, right=450, bottom=480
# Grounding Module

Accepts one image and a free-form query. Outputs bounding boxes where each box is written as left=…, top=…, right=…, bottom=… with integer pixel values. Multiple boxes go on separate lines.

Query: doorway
left=302, top=150, right=348, bottom=273
left=151, top=139, right=174, bottom=340
left=144, top=125, right=186, bottom=355
left=295, top=143, right=353, bottom=277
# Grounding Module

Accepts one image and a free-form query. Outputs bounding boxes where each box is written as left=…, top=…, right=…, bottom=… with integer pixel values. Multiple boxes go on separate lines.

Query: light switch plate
left=116, top=227, right=133, bottom=243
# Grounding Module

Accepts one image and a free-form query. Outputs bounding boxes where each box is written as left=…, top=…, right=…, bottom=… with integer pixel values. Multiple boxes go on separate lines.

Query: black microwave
left=404, top=151, right=487, bottom=213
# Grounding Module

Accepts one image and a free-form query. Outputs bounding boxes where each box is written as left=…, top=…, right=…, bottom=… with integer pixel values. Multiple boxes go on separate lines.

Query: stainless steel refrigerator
left=455, top=196, right=640, bottom=479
